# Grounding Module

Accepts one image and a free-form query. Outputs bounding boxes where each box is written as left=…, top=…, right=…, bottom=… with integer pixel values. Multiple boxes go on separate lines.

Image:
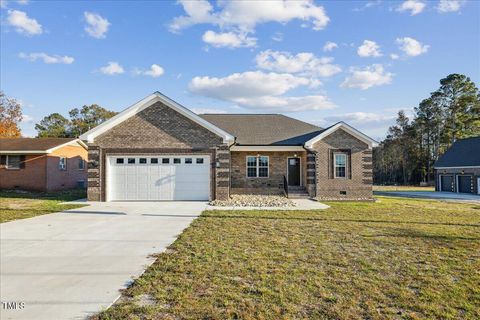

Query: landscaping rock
left=210, top=194, right=295, bottom=207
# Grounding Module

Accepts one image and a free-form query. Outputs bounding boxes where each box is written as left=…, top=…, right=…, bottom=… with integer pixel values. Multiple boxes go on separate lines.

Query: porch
left=229, top=150, right=311, bottom=198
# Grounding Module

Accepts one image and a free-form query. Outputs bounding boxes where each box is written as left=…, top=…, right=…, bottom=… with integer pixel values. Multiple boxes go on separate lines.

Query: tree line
left=0, top=91, right=117, bottom=138
left=373, top=74, right=480, bottom=185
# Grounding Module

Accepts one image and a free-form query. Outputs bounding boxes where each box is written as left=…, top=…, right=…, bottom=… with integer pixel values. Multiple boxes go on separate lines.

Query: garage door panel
left=458, top=175, right=472, bottom=194
left=107, top=156, right=210, bottom=201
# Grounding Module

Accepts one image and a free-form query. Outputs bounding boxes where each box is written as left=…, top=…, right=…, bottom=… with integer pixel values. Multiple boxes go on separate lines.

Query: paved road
left=0, top=201, right=207, bottom=320
left=375, top=191, right=480, bottom=203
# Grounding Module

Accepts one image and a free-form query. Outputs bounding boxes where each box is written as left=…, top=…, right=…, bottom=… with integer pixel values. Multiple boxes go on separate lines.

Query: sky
left=1, top=0, right=479, bottom=140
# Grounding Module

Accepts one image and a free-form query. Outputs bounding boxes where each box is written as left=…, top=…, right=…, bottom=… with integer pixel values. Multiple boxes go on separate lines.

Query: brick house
left=0, top=138, right=88, bottom=192
left=80, top=92, right=377, bottom=202
left=434, top=136, right=480, bottom=194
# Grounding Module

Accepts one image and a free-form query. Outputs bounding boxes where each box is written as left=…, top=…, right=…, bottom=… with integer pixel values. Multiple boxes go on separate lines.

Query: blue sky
left=1, top=0, right=479, bottom=139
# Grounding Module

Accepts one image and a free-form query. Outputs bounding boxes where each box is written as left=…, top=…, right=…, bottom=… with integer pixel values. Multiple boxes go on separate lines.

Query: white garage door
left=107, top=155, right=210, bottom=201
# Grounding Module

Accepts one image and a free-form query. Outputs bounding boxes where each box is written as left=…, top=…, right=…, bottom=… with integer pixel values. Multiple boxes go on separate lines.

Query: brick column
left=215, top=144, right=230, bottom=200
left=306, top=151, right=316, bottom=197
left=87, top=144, right=101, bottom=201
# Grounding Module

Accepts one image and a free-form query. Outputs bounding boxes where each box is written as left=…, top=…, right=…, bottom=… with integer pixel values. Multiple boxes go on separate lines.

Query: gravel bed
left=210, top=194, right=295, bottom=207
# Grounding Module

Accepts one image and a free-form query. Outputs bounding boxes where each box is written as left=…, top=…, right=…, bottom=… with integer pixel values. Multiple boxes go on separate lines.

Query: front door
left=288, top=157, right=301, bottom=186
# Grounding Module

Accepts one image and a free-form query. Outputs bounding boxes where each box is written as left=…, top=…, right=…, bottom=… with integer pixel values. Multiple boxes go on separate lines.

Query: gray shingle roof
left=434, top=136, right=480, bottom=168
left=199, top=114, right=322, bottom=145
left=0, top=138, right=78, bottom=152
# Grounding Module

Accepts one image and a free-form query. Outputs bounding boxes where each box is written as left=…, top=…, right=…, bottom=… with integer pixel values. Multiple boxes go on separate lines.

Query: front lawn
left=95, top=197, right=480, bottom=320
left=0, top=189, right=87, bottom=223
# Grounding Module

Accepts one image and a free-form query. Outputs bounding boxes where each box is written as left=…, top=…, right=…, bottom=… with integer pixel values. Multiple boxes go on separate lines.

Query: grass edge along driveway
left=94, top=197, right=480, bottom=320
left=0, top=189, right=87, bottom=223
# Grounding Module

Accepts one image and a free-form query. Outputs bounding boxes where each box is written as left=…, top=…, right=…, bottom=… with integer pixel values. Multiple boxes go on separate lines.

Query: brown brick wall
left=88, top=101, right=228, bottom=201
left=0, top=144, right=87, bottom=192
left=435, top=168, right=480, bottom=193
left=0, top=154, right=47, bottom=191
left=230, top=151, right=307, bottom=195
left=311, top=128, right=373, bottom=200
left=46, top=145, right=88, bottom=191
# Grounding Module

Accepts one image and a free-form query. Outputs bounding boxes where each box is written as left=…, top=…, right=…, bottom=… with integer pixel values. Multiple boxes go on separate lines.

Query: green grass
left=94, top=197, right=480, bottom=320
left=374, top=185, right=435, bottom=192
left=0, top=189, right=87, bottom=223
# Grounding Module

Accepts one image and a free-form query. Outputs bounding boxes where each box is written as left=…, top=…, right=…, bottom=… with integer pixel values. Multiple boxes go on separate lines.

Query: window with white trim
left=7, top=155, right=21, bottom=169
left=334, top=153, right=347, bottom=178
left=59, top=157, right=67, bottom=170
left=246, top=156, right=269, bottom=178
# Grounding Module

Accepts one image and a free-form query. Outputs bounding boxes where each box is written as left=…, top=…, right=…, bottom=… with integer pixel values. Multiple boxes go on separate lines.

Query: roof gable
left=434, top=136, right=480, bottom=168
left=304, top=122, right=378, bottom=150
left=79, top=92, right=235, bottom=144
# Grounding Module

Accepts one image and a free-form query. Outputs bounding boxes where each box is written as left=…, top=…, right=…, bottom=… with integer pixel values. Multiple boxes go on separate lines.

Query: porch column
left=306, top=151, right=316, bottom=197
left=87, top=144, right=101, bottom=201
left=215, top=144, right=230, bottom=200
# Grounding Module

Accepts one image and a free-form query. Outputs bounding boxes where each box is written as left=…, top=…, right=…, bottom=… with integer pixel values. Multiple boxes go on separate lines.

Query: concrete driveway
left=0, top=201, right=207, bottom=320
left=375, top=191, right=480, bottom=203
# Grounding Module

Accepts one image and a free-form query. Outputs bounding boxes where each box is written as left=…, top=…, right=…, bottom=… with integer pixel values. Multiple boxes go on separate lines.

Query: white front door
left=107, top=155, right=210, bottom=201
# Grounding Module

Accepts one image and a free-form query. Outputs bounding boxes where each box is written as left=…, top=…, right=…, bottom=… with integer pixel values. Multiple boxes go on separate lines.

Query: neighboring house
left=434, top=136, right=480, bottom=194
left=80, top=92, right=377, bottom=202
left=0, top=138, right=88, bottom=192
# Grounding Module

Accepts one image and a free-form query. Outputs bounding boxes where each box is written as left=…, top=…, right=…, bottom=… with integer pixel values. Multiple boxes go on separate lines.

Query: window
left=139, top=158, right=147, bottom=164
left=334, top=153, right=347, bottom=178
left=116, top=158, right=124, bottom=164
left=162, top=158, right=170, bottom=164
left=151, top=158, right=158, bottom=164
left=173, top=158, right=181, bottom=164
left=185, top=158, right=192, bottom=164
left=196, top=158, right=204, bottom=164
left=246, top=156, right=269, bottom=178
left=128, top=158, right=135, bottom=164
left=78, top=159, right=85, bottom=170
left=6, top=155, right=21, bottom=169
left=59, top=157, right=67, bottom=170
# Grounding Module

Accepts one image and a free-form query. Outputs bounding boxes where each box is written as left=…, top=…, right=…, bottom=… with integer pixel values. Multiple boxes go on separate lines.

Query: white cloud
left=100, top=62, right=124, bottom=75
left=133, top=64, right=165, bottom=78
left=169, top=0, right=330, bottom=33
left=357, top=40, right=382, bottom=57
left=272, top=32, right=283, bottom=42
left=325, top=112, right=396, bottom=124
left=341, top=64, right=393, bottom=90
left=396, top=0, right=426, bottom=15
left=255, top=50, right=341, bottom=77
left=21, top=114, right=33, bottom=123
left=321, top=111, right=397, bottom=139
left=6, top=10, right=42, bottom=35
left=0, top=1, right=7, bottom=9
left=202, top=30, right=256, bottom=48
left=189, top=71, right=311, bottom=98
left=231, top=95, right=336, bottom=112
left=18, top=52, right=74, bottom=64
left=84, top=12, right=110, bottom=39
left=323, top=41, right=338, bottom=52
left=188, top=70, right=334, bottom=112
left=396, top=37, right=429, bottom=56
left=390, top=53, right=400, bottom=60
left=17, top=0, right=29, bottom=4
left=437, top=0, right=465, bottom=13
